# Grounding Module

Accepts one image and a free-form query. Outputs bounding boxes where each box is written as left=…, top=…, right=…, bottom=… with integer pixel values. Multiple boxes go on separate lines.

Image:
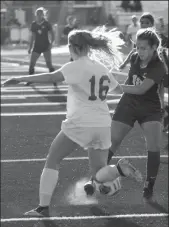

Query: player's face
left=132, top=17, right=137, bottom=25
left=36, top=11, right=44, bottom=22
left=140, top=18, right=153, bottom=28
left=136, top=39, right=156, bottom=62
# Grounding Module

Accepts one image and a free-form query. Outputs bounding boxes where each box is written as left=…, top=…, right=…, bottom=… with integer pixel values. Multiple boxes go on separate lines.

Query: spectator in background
left=157, top=17, right=168, bottom=48
left=132, top=0, right=142, bottom=12
left=121, top=1, right=131, bottom=12
left=126, top=15, right=140, bottom=47
left=62, top=16, right=78, bottom=41
left=62, top=15, right=78, bottom=61
left=107, top=14, right=116, bottom=27
left=7, top=14, right=21, bottom=27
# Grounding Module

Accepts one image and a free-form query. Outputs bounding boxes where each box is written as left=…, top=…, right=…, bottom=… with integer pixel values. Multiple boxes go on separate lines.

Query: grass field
left=1, top=60, right=168, bottom=227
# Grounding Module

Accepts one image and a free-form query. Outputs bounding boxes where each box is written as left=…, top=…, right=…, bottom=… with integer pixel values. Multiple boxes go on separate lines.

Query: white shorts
left=61, top=122, right=111, bottom=150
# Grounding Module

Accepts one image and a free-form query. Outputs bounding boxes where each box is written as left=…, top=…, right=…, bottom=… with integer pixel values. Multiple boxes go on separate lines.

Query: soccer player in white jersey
left=3, top=28, right=142, bottom=217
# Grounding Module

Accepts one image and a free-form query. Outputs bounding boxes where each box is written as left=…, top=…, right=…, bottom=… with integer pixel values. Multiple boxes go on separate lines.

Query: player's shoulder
left=93, top=59, right=109, bottom=71
left=60, top=61, right=76, bottom=72
left=149, top=56, right=165, bottom=70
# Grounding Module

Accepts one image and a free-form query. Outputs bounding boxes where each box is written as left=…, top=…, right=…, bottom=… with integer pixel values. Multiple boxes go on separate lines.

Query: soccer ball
left=94, top=177, right=121, bottom=196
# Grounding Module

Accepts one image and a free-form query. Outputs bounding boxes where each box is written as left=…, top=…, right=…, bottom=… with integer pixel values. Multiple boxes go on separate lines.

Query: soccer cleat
left=24, top=206, right=49, bottom=217
left=84, top=178, right=95, bottom=196
left=143, top=181, right=154, bottom=200
left=117, top=158, right=143, bottom=182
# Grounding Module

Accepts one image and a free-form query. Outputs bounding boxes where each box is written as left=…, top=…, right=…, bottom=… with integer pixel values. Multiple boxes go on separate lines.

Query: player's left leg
left=141, top=120, right=162, bottom=199
left=26, top=51, right=41, bottom=86
left=87, top=149, right=142, bottom=196
left=43, top=49, right=55, bottom=72
left=24, top=130, right=78, bottom=216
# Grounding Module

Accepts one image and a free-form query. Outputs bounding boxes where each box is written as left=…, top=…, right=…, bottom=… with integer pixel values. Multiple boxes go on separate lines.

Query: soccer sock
left=96, top=165, right=120, bottom=183
left=107, top=148, right=114, bottom=164
left=146, top=151, right=160, bottom=186
left=39, top=168, right=59, bottom=207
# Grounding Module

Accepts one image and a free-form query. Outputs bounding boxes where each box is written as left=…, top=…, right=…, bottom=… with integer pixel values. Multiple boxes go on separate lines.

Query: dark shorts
left=112, top=96, right=163, bottom=127
left=33, top=45, right=50, bottom=55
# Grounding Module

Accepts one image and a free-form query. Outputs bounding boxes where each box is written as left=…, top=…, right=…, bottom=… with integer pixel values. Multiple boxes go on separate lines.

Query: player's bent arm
left=121, top=78, right=155, bottom=95
left=16, top=70, right=64, bottom=84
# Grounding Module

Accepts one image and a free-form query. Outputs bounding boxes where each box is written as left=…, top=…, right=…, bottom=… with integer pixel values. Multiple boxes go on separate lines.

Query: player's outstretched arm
left=119, top=48, right=136, bottom=70
left=2, top=70, right=64, bottom=87
left=121, top=78, right=155, bottom=95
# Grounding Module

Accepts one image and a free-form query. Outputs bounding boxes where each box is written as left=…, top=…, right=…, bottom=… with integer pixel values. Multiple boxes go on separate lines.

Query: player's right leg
left=26, top=50, right=41, bottom=86
left=24, top=130, right=78, bottom=217
left=84, top=105, right=134, bottom=194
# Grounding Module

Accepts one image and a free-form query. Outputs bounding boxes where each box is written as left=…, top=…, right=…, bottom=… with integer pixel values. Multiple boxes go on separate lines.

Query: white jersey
left=127, top=23, right=140, bottom=43
left=60, top=57, right=118, bottom=127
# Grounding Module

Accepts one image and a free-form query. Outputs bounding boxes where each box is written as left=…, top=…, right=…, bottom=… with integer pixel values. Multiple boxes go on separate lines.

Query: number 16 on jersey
left=88, top=75, right=110, bottom=101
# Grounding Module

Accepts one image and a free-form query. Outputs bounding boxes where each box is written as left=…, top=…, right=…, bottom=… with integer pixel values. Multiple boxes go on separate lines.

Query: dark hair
left=68, top=26, right=124, bottom=70
left=136, top=28, right=161, bottom=48
left=140, top=12, right=155, bottom=26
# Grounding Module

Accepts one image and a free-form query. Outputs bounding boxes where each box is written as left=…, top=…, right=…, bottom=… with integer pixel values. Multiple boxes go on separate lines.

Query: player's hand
left=28, top=49, right=32, bottom=54
left=2, top=78, right=20, bottom=87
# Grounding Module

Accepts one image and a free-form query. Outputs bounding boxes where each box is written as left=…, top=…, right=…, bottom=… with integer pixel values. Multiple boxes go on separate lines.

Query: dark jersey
left=31, top=20, right=52, bottom=48
left=119, top=52, right=166, bottom=111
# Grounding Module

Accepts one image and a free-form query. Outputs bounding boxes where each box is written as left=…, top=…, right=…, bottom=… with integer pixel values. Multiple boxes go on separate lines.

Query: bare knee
left=146, top=142, right=161, bottom=151
left=111, top=135, right=123, bottom=151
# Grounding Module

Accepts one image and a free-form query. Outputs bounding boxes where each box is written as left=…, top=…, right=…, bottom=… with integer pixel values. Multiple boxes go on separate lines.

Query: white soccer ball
left=94, top=177, right=122, bottom=196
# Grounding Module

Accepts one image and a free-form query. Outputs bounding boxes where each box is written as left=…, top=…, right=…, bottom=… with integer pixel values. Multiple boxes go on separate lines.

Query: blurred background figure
left=27, top=7, right=55, bottom=85
left=121, top=1, right=132, bottom=12
left=126, top=15, right=140, bottom=47
left=157, top=17, right=168, bottom=48
left=62, top=15, right=78, bottom=44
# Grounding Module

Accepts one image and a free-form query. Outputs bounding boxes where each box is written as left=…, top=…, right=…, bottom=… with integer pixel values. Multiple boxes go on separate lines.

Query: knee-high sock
left=146, top=151, right=160, bottom=185
left=39, top=168, right=59, bottom=207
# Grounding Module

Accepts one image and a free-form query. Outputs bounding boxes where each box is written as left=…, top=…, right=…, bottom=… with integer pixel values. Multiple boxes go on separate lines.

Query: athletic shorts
left=61, top=121, right=111, bottom=150
left=112, top=101, right=163, bottom=127
left=33, top=45, right=50, bottom=54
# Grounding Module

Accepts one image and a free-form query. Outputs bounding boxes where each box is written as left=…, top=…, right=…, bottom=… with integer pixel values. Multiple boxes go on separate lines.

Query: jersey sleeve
left=108, top=72, right=119, bottom=91
left=60, top=62, right=81, bottom=84
left=146, top=62, right=165, bottom=84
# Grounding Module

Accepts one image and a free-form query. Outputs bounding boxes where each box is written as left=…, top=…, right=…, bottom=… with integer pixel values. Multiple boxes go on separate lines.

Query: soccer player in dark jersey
left=27, top=7, right=55, bottom=85
left=63, top=16, right=78, bottom=62
left=85, top=28, right=168, bottom=199
left=63, top=16, right=78, bottom=40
